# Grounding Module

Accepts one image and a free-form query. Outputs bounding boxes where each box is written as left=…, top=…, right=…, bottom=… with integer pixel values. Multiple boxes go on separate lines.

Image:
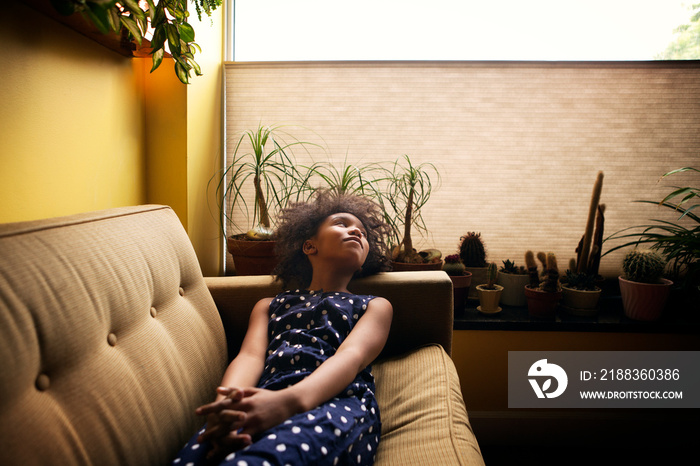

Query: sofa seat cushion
left=373, top=344, right=484, bottom=466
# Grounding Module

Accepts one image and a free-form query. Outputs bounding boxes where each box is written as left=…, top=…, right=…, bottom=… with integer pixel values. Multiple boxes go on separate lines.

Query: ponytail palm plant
left=212, top=124, right=319, bottom=240
left=384, top=155, right=441, bottom=264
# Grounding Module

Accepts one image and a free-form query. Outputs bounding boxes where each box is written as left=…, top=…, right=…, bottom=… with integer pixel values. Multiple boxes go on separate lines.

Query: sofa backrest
left=206, top=270, right=454, bottom=361
left=0, top=205, right=227, bottom=465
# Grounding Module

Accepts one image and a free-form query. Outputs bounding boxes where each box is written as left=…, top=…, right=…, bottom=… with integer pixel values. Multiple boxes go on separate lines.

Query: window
left=232, top=0, right=698, bottom=62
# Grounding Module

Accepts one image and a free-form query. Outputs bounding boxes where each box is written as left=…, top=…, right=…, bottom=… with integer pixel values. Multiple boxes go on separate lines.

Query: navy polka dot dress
left=173, top=290, right=381, bottom=466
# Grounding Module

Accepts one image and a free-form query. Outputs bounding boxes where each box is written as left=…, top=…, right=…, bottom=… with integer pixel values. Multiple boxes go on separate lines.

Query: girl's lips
left=344, top=237, right=363, bottom=248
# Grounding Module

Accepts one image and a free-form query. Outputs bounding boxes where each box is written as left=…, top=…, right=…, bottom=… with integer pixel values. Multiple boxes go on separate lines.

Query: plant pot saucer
left=477, top=306, right=502, bottom=315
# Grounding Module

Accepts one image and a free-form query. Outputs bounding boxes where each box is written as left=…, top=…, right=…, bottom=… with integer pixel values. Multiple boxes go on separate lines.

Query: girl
left=173, top=191, right=394, bottom=466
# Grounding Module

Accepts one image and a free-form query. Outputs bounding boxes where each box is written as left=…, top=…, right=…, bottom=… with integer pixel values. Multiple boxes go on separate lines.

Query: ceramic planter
left=618, top=276, right=673, bottom=321
left=449, top=272, right=473, bottom=317
left=464, top=266, right=487, bottom=300
left=391, top=260, right=444, bottom=272
left=227, top=235, right=277, bottom=276
left=476, top=284, right=503, bottom=314
left=497, top=272, right=530, bottom=307
left=524, top=285, right=562, bottom=318
left=561, top=286, right=602, bottom=317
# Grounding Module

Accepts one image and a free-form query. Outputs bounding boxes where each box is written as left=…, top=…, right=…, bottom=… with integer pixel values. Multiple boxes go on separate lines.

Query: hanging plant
left=49, top=0, right=222, bottom=84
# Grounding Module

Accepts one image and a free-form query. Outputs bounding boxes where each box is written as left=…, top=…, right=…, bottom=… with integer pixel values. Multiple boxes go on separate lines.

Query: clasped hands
left=195, top=386, right=297, bottom=459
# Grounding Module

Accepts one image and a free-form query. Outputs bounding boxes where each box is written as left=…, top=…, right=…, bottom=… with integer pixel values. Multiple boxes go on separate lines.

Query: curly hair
left=273, top=190, right=392, bottom=288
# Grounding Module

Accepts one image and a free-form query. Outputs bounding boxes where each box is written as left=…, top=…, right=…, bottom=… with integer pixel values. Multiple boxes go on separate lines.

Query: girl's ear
left=303, top=240, right=317, bottom=255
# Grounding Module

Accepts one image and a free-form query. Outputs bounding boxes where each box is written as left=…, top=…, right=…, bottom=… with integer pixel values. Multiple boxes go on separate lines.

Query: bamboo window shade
left=224, top=61, right=700, bottom=278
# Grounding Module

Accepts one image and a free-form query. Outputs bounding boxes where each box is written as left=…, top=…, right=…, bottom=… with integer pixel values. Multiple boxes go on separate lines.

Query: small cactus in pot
left=442, top=254, right=466, bottom=276
left=622, top=249, right=666, bottom=284
left=476, top=262, right=503, bottom=314
left=523, top=250, right=562, bottom=318
left=498, top=259, right=530, bottom=307
left=619, top=249, right=673, bottom=321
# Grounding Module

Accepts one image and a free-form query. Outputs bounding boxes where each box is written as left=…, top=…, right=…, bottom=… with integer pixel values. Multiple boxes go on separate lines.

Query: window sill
left=454, top=293, right=700, bottom=334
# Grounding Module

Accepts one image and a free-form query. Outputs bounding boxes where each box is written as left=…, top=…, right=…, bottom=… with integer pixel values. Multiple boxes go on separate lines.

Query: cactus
left=622, top=249, right=666, bottom=284
left=442, top=254, right=466, bottom=276
left=541, top=252, right=560, bottom=292
left=459, top=232, right=487, bottom=267
left=524, top=250, right=540, bottom=288
left=500, top=259, right=527, bottom=275
left=485, top=262, right=498, bottom=289
left=525, top=250, right=560, bottom=292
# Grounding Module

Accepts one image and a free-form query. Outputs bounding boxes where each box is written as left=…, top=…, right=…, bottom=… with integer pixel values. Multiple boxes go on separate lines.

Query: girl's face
left=305, top=212, right=370, bottom=271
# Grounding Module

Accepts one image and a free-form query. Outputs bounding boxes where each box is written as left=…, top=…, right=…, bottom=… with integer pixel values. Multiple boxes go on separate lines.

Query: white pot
left=497, top=272, right=530, bottom=307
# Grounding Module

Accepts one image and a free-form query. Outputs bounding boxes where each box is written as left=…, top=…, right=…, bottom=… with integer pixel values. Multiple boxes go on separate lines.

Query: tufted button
left=150, top=306, right=157, bottom=318
left=36, top=374, right=50, bottom=391
left=107, top=333, right=118, bottom=346
left=179, top=287, right=185, bottom=297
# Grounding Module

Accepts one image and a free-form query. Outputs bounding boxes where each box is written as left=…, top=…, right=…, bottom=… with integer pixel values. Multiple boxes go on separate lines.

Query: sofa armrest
left=205, top=270, right=454, bottom=360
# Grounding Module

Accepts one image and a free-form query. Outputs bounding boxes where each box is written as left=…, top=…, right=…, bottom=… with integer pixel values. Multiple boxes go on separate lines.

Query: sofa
left=0, top=204, right=484, bottom=465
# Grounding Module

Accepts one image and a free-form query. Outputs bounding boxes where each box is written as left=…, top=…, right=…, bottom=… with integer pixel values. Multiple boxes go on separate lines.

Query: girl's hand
left=230, top=387, right=301, bottom=438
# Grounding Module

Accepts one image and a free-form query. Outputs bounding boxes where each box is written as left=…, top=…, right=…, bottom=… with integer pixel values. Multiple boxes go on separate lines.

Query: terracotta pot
left=562, top=286, right=602, bottom=317
left=497, top=272, right=530, bottom=307
left=476, top=284, right=503, bottom=314
left=227, top=235, right=277, bottom=276
left=464, top=266, right=487, bottom=300
left=449, top=272, right=472, bottom=317
left=391, top=260, right=444, bottom=272
left=618, top=276, right=673, bottom=321
left=524, top=285, right=562, bottom=318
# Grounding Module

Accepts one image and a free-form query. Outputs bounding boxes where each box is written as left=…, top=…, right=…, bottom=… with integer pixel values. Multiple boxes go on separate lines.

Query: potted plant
left=443, top=254, right=472, bottom=317
left=476, top=262, right=503, bottom=314
left=384, top=155, right=443, bottom=271
left=562, top=171, right=605, bottom=316
left=561, top=268, right=603, bottom=316
left=211, top=124, right=318, bottom=275
left=497, top=259, right=529, bottom=307
left=604, top=167, right=699, bottom=311
left=458, top=232, right=487, bottom=299
left=524, top=250, right=562, bottom=318
left=618, top=249, right=673, bottom=321
left=49, top=0, right=222, bottom=84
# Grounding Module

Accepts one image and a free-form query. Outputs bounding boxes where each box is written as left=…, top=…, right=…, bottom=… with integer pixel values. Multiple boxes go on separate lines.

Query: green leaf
left=166, top=24, right=181, bottom=54
left=180, top=22, right=195, bottom=43
left=174, top=62, right=190, bottom=84
left=120, top=16, right=142, bottom=45
left=85, top=2, right=113, bottom=34
left=150, top=48, right=164, bottom=73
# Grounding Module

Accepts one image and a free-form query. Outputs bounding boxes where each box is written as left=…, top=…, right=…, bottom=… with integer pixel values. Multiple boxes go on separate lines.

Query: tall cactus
left=459, top=232, right=487, bottom=267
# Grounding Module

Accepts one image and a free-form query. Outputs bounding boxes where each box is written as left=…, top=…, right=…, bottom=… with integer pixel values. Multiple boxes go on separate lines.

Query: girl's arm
left=195, top=297, right=271, bottom=452
left=234, top=297, right=393, bottom=436
left=216, top=297, right=272, bottom=398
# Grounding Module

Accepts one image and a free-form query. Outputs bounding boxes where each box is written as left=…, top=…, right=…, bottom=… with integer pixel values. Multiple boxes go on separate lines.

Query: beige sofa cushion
left=374, top=345, right=484, bottom=466
left=0, top=205, right=227, bottom=465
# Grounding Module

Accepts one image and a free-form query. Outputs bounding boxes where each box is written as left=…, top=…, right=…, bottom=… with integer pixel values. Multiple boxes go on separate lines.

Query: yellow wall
left=1, top=1, right=146, bottom=221
left=1, top=1, right=224, bottom=275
